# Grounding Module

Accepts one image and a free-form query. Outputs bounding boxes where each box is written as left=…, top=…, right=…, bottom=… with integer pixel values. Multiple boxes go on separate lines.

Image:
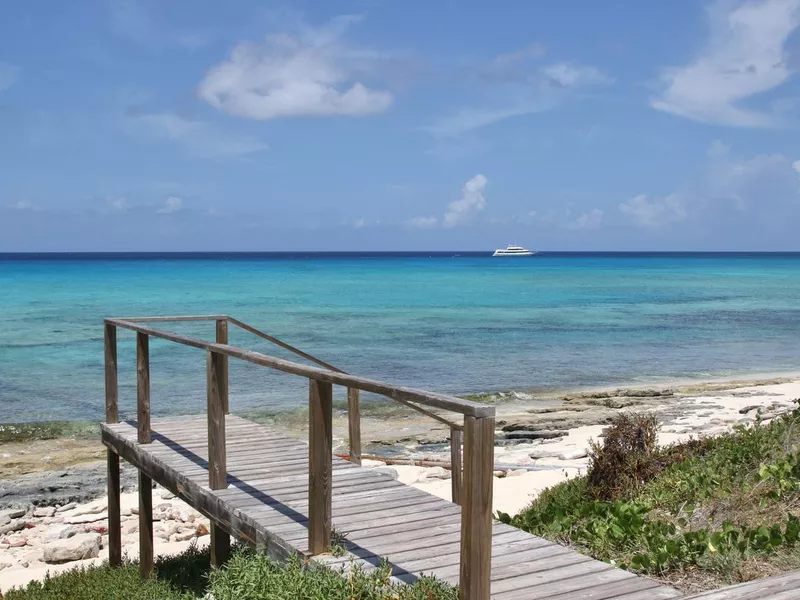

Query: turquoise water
left=2, top=253, right=800, bottom=422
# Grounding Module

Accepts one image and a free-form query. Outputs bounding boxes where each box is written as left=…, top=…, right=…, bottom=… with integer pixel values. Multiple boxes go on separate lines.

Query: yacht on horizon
left=492, top=244, right=536, bottom=257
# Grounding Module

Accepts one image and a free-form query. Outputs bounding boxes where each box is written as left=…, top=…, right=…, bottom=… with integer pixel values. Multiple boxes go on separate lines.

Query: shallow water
left=2, top=252, right=799, bottom=422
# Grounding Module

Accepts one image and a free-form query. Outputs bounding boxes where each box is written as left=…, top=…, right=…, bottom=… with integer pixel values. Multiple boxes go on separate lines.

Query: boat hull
left=492, top=251, right=535, bottom=257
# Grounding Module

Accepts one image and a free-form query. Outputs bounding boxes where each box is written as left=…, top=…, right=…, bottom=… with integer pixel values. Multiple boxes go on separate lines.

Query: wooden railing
left=104, top=315, right=495, bottom=600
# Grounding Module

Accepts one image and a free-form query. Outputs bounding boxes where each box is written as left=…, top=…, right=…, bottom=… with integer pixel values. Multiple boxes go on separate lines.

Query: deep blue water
left=1, top=252, right=799, bottom=422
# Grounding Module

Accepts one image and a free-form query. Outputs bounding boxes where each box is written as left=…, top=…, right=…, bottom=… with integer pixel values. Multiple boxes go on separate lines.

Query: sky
left=1, top=0, right=800, bottom=251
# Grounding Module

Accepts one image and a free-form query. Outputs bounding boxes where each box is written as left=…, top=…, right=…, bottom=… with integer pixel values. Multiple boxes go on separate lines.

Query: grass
left=3, top=545, right=457, bottom=600
left=499, top=403, right=800, bottom=594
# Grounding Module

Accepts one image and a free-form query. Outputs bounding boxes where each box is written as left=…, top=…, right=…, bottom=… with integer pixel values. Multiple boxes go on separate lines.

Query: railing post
left=216, top=319, right=229, bottom=415
left=347, top=388, right=362, bottom=465
left=136, top=331, right=153, bottom=579
left=104, top=323, right=122, bottom=568
left=137, top=332, right=151, bottom=444
left=207, top=350, right=230, bottom=566
left=309, top=379, right=333, bottom=555
left=450, top=426, right=463, bottom=506
left=459, top=415, right=494, bottom=600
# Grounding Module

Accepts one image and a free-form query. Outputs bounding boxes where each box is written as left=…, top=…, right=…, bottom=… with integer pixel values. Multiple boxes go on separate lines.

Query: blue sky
left=1, top=0, right=799, bottom=251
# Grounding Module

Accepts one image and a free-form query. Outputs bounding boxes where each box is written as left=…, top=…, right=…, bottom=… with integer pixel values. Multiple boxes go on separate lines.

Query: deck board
left=102, top=415, right=681, bottom=599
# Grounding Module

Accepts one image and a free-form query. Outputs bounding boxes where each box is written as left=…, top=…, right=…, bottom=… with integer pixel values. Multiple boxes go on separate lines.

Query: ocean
left=1, top=252, right=799, bottom=423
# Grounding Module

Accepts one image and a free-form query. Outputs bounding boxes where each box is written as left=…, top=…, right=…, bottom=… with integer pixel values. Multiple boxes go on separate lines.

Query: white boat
left=492, top=244, right=535, bottom=257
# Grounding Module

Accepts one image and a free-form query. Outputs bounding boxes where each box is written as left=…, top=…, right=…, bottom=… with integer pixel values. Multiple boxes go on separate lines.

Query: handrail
left=104, top=314, right=494, bottom=599
left=105, top=318, right=494, bottom=418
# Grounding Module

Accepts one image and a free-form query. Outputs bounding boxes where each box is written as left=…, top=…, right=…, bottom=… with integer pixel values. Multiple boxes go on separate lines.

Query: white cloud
left=428, top=60, right=611, bottom=137
left=568, top=208, right=604, bottom=230
left=651, top=0, right=800, bottom=127
left=619, top=194, right=687, bottom=228
left=352, top=218, right=366, bottom=228
left=793, top=159, right=800, bottom=173
left=129, top=112, right=267, bottom=158
left=7, top=200, right=39, bottom=211
left=198, top=17, right=393, bottom=120
left=444, top=174, right=488, bottom=227
left=0, top=62, right=19, bottom=92
left=543, top=63, right=614, bottom=88
left=407, top=216, right=438, bottom=229
left=158, top=196, right=183, bottom=214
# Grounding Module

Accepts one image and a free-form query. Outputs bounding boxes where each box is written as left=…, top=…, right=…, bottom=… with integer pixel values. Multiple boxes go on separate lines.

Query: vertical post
left=207, top=350, right=229, bottom=566
left=138, top=472, right=153, bottom=580
left=459, top=415, right=495, bottom=600
left=308, top=379, right=333, bottom=555
left=216, top=319, right=229, bottom=415
left=104, top=323, right=121, bottom=568
left=136, top=332, right=151, bottom=444
left=347, top=388, right=362, bottom=465
left=450, top=427, right=463, bottom=506
left=136, top=331, right=153, bottom=579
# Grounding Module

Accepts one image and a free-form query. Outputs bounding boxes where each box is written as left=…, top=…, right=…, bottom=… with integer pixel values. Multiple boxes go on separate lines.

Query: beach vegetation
left=3, top=544, right=456, bottom=600
left=499, top=401, right=800, bottom=593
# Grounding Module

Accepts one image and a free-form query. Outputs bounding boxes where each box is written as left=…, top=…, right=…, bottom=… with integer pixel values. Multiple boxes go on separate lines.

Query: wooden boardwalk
left=103, top=414, right=680, bottom=600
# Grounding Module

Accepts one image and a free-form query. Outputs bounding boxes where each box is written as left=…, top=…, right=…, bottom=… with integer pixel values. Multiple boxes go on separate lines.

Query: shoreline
left=2, top=373, right=800, bottom=591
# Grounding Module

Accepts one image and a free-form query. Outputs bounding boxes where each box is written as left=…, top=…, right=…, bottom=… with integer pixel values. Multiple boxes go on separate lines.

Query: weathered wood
left=104, top=323, right=118, bottom=423
left=450, top=426, right=463, bottom=505
left=207, top=349, right=230, bottom=567
left=106, top=450, right=121, bottom=568
left=347, top=388, right=362, bottom=465
left=681, top=569, right=800, bottom=599
left=215, top=320, right=229, bottom=415
left=106, top=318, right=494, bottom=417
left=118, top=315, right=226, bottom=323
left=136, top=332, right=150, bottom=444
left=460, top=415, right=494, bottom=600
left=103, top=414, right=680, bottom=599
left=308, top=379, right=333, bottom=555
left=138, top=472, right=153, bottom=579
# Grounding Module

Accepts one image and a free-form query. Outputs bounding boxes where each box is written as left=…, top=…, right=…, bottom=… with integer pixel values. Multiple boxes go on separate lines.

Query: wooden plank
left=347, top=388, right=361, bottom=465
left=115, top=315, right=227, bottom=323
left=207, top=350, right=229, bottom=567
left=136, top=332, right=150, bottom=444
left=104, top=323, right=118, bottom=423
left=450, top=426, right=462, bottom=506
left=138, top=472, right=153, bottom=579
left=460, top=415, right=494, bottom=600
left=550, top=577, right=678, bottom=600
left=106, top=449, right=121, bottom=568
left=681, top=570, right=800, bottom=599
left=308, top=379, right=332, bottom=555
left=490, top=561, right=623, bottom=595
left=216, top=319, right=229, bottom=414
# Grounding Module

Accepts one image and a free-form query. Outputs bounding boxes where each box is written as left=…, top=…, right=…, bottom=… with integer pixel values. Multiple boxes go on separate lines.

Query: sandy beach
left=2, top=375, right=800, bottom=592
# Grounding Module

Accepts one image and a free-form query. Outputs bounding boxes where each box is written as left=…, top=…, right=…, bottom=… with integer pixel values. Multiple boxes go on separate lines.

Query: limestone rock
left=56, top=502, right=77, bottom=513
left=504, top=430, right=568, bottom=440
left=422, top=467, right=451, bottom=481
left=43, top=533, right=101, bottom=563
left=71, top=499, right=107, bottom=517
left=529, top=449, right=561, bottom=459
left=372, top=467, right=399, bottom=480
left=65, top=513, right=108, bottom=525
left=0, top=519, right=26, bottom=535
left=33, top=506, right=57, bottom=518
left=559, top=449, right=588, bottom=460
left=42, top=524, right=81, bottom=543
left=171, top=530, right=196, bottom=542
left=739, top=405, right=761, bottom=415
left=0, top=513, right=9, bottom=526
left=506, top=469, right=528, bottom=478
left=1, top=509, right=27, bottom=520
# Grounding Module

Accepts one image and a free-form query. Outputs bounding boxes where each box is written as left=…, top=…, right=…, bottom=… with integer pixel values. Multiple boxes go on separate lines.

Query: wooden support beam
left=308, top=379, right=333, bottom=555
left=216, top=319, right=229, bottom=415
left=207, top=350, right=230, bottom=567
left=347, top=388, right=362, bottom=465
left=107, top=450, right=121, bottom=567
left=138, top=472, right=153, bottom=580
left=105, top=323, right=118, bottom=423
left=136, top=332, right=150, bottom=444
left=450, top=427, right=463, bottom=506
left=459, top=416, right=495, bottom=600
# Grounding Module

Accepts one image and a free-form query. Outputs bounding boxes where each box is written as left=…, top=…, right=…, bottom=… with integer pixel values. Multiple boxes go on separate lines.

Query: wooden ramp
left=103, top=415, right=679, bottom=600
left=682, top=571, right=800, bottom=599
